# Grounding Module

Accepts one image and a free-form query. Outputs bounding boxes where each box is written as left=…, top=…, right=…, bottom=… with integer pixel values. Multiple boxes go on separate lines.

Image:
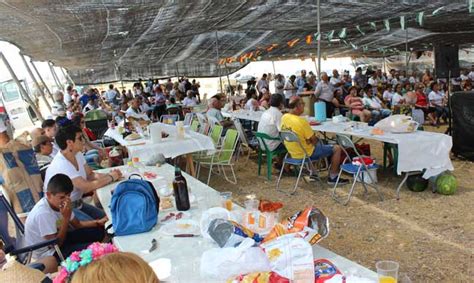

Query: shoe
left=327, top=176, right=349, bottom=185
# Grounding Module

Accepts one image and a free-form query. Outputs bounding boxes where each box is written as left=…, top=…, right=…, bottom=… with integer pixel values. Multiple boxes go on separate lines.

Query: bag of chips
left=208, top=219, right=264, bottom=248
left=314, top=259, right=345, bottom=283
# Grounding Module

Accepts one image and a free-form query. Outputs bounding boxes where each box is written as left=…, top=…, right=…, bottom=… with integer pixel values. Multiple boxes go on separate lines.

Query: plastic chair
left=208, top=124, right=223, bottom=147
left=332, top=134, right=384, bottom=205
left=195, top=129, right=239, bottom=185
left=0, top=191, right=64, bottom=265
left=84, top=110, right=109, bottom=140
left=207, top=115, right=221, bottom=127
left=190, top=120, right=200, bottom=132
left=233, top=119, right=253, bottom=160
left=255, top=132, right=286, bottom=180
left=195, top=112, right=207, bottom=126
left=160, top=114, right=179, bottom=125
left=183, top=112, right=194, bottom=126
left=276, top=131, right=321, bottom=195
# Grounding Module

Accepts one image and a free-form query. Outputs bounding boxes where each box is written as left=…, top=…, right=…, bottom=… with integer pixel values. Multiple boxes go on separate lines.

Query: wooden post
left=20, top=54, right=51, bottom=111
left=0, top=52, right=44, bottom=122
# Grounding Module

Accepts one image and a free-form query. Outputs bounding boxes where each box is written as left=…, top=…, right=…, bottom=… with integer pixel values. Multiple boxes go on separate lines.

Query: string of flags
left=218, top=4, right=473, bottom=65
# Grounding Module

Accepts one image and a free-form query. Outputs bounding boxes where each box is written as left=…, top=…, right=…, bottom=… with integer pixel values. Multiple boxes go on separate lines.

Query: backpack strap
left=128, top=173, right=143, bottom=180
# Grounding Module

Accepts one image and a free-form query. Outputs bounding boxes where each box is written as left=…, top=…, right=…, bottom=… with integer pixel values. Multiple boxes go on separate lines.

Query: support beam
left=20, top=54, right=51, bottom=111
left=48, top=62, right=62, bottom=90
left=0, top=52, right=44, bottom=122
left=224, top=63, right=234, bottom=96
left=30, top=60, right=55, bottom=102
left=316, top=0, right=321, bottom=80
left=215, top=31, right=224, bottom=95
left=60, top=67, right=74, bottom=86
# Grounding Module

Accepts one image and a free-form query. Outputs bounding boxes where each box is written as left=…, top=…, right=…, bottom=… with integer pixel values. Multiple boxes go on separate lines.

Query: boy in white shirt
left=25, top=174, right=106, bottom=268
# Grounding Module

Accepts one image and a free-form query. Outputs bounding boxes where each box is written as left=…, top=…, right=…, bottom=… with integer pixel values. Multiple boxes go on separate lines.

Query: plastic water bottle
left=132, top=157, right=146, bottom=176
left=125, top=160, right=139, bottom=178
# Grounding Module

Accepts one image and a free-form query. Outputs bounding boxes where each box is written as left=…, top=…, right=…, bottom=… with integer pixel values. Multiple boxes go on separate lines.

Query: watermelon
left=436, top=173, right=458, bottom=195
left=406, top=174, right=428, bottom=192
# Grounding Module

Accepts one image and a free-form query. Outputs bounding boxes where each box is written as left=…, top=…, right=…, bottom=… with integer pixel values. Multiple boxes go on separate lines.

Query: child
left=25, top=174, right=107, bottom=266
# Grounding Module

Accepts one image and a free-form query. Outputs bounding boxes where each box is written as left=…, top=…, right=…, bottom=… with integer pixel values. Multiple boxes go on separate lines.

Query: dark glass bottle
left=173, top=167, right=190, bottom=211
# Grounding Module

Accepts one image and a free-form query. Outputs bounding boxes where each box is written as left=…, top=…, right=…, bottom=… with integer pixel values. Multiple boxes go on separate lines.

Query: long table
left=222, top=109, right=263, bottom=122
left=311, top=120, right=454, bottom=198
left=96, top=164, right=377, bottom=282
left=104, top=122, right=215, bottom=176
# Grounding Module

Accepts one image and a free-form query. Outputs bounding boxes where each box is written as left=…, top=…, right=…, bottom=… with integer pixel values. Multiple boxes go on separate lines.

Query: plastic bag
left=374, top=114, right=419, bottom=133
left=208, top=219, right=264, bottom=248
left=261, top=234, right=315, bottom=282
left=227, top=271, right=290, bottom=283
left=201, top=238, right=271, bottom=280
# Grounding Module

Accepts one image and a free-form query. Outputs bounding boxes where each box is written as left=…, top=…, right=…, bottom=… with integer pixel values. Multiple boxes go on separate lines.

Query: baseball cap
left=32, top=135, right=51, bottom=147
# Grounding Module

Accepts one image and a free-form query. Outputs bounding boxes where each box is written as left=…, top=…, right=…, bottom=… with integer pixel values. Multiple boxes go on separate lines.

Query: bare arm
left=70, top=216, right=107, bottom=229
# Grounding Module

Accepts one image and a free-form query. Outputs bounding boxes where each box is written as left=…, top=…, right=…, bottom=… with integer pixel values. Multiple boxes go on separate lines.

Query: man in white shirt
left=362, top=85, right=391, bottom=122
left=314, top=72, right=336, bottom=117
left=104, top=84, right=118, bottom=106
left=64, top=85, right=73, bottom=105
left=283, top=75, right=297, bottom=106
left=274, top=74, right=285, bottom=99
left=257, top=94, right=284, bottom=152
left=125, top=98, right=150, bottom=121
left=25, top=174, right=106, bottom=266
left=329, top=69, right=343, bottom=92
left=182, top=90, right=198, bottom=107
left=256, top=73, right=269, bottom=96
left=44, top=125, right=121, bottom=221
left=206, top=97, right=233, bottom=128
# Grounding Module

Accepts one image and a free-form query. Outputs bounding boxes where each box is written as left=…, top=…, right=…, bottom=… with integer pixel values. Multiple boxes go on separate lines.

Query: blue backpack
left=109, top=174, right=160, bottom=236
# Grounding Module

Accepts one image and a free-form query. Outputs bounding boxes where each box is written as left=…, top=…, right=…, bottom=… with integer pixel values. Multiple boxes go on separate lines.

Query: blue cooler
left=314, top=101, right=327, bottom=122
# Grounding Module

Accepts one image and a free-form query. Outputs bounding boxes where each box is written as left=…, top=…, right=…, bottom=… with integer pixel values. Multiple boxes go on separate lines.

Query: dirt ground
left=199, top=125, right=473, bottom=282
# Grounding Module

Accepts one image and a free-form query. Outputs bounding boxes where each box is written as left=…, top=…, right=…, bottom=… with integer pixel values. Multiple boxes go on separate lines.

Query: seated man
left=25, top=174, right=106, bottom=269
left=44, top=125, right=122, bottom=221
left=257, top=94, right=289, bottom=172
left=32, top=135, right=54, bottom=170
left=281, top=96, right=348, bottom=185
left=206, top=97, right=233, bottom=129
left=362, top=84, right=391, bottom=122
left=126, top=97, right=150, bottom=123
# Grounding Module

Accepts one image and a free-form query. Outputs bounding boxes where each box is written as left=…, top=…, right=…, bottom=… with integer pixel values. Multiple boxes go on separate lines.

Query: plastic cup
left=220, top=192, right=233, bottom=211
left=244, top=199, right=259, bottom=210
left=376, top=260, right=399, bottom=283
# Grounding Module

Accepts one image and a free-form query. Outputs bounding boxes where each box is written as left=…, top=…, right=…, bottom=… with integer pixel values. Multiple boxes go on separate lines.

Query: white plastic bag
left=261, top=234, right=315, bottom=282
left=374, top=114, right=419, bottom=133
left=200, top=238, right=271, bottom=280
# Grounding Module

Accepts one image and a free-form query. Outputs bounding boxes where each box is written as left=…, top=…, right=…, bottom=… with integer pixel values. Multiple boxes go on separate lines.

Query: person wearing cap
left=32, top=135, right=54, bottom=170
left=281, top=96, right=348, bottom=185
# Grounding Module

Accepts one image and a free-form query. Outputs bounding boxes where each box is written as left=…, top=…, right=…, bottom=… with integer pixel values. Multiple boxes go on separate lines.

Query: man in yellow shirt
left=281, top=96, right=348, bottom=185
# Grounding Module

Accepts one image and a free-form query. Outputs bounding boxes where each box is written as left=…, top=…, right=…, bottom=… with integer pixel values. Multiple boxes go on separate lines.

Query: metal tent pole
left=272, top=60, right=277, bottom=75
left=0, top=52, right=44, bottom=122
left=20, top=54, right=51, bottom=111
left=30, top=60, right=55, bottom=102
left=215, top=31, right=224, bottom=95
left=405, top=28, right=409, bottom=72
left=48, top=62, right=62, bottom=90
left=60, top=67, right=74, bottom=86
left=316, top=0, right=321, bottom=79
left=224, top=63, right=234, bottom=96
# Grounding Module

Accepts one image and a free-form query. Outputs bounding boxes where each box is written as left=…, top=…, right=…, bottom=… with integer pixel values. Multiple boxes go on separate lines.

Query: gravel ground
left=199, top=125, right=473, bottom=282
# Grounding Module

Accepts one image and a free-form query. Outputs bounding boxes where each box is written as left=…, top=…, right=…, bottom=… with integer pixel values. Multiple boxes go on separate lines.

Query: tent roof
left=0, top=0, right=473, bottom=84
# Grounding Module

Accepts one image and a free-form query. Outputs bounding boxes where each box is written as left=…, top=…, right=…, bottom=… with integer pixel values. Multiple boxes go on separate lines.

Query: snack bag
left=263, top=207, right=329, bottom=245
left=314, top=259, right=345, bottom=283
left=227, top=271, right=290, bottom=283
left=261, top=234, right=315, bottom=283
left=208, top=219, right=263, bottom=248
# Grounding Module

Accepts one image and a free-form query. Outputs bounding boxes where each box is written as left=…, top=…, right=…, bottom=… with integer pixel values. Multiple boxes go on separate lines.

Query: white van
left=0, top=79, right=37, bottom=131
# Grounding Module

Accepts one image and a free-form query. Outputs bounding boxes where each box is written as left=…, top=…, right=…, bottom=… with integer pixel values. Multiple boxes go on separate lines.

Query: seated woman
left=244, top=88, right=259, bottom=111
left=428, top=82, right=449, bottom=124
left=391, top=84, right=410, bottom=115
left=258, top=88, right=271, bottom=110
left=344, top=86, right=371, bottom=122
left=414, top=83, right=436, bottom=125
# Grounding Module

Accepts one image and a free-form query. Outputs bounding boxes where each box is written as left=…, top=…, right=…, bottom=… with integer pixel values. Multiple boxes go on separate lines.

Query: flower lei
left=53, top=242, right=118, bottom=283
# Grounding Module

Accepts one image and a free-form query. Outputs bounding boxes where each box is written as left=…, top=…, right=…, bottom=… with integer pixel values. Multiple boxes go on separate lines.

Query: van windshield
left=0, top=82, right=20, bottom=103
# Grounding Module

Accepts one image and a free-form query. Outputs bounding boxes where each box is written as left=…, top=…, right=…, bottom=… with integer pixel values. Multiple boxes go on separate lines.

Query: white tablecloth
left=312, top=121, right=454, bottom=178
left=95, top=164, right=377, bottom=282
left=222, top=110, right=263, bottom=122
left=104, top=123, right=215, bottom=164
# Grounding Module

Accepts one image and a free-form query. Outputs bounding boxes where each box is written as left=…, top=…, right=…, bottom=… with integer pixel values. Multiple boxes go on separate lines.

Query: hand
left=59, top=198, right=72, bottom=220
left=110, top=169, right=122, bottom=181
left=95, top=216, right=108, bottom=227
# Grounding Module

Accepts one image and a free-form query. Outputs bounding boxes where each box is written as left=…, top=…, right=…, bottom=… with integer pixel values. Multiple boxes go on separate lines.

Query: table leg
left=186, top=154, right=196, bottom=177
left=396, top=171, right=419, bottom=200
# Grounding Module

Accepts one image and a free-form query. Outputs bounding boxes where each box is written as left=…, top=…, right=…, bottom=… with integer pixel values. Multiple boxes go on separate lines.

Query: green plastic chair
left=190, top=120, right=200, bottom=132
left=208, top=124, right=223, bottom=147
left=255, top=132, right=286, bottom=180
left=195, top=129, right=239, bottom=185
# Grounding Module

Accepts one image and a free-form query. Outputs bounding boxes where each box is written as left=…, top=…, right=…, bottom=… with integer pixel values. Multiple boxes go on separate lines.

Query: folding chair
left=207, top=115, right=221, bottom=127
left=0, top=191, right=64, bottom=266
left=332, top=134, right=384, bottom=205
left=208, top=124, right=223, bottom=147
left=195, top=112, right=207, bottom=126
left=276, top=131, right=321, bottom=195
left=190, top=120, right=200, bottom=132
left=195, top=129, right=240, bottom=185
left=183, top=112, right=194, bottom=126
left=233, top=118, right=253, bottom=160
left=84, top=110, right=109, bottom=139
left=160, top=114, right=179, bottom=125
